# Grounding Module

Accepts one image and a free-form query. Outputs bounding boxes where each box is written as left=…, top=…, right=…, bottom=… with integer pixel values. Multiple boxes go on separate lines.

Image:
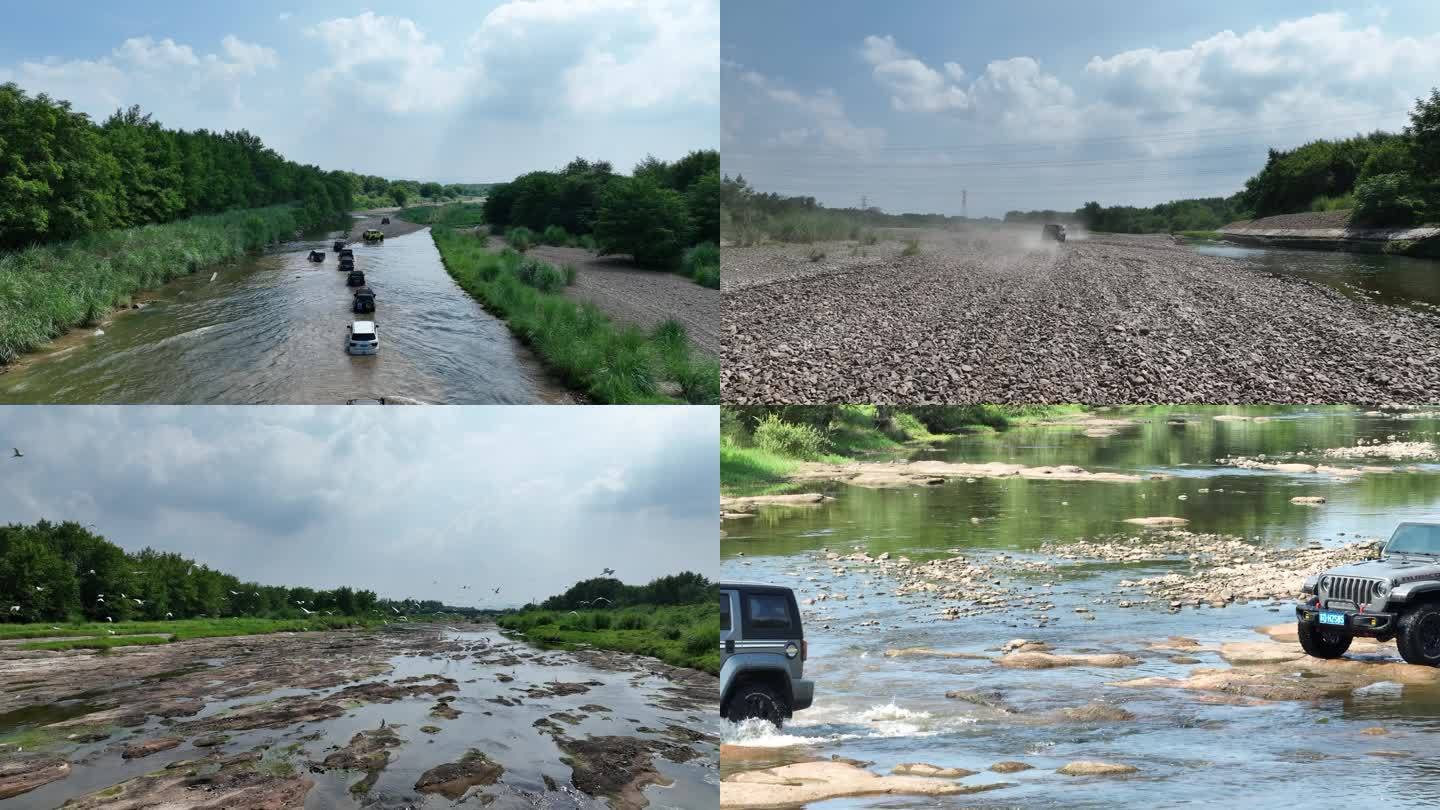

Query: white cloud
left=735, top=66, right=884, bottom=152
left=0, top=34, right=278, bottom=120
left=860, top=34, right=969, bottom=113
left=1085, top=12, right=1440, bottom=123
left=278, top=12, right=292, bottom=22
left=305, top=12, right=473, bottom=114
left=469, top=0, right=718, bottom=116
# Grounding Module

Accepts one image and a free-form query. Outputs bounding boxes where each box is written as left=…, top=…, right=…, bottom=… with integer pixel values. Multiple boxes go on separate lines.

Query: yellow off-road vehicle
left=363, top=229, right=385, bottom=242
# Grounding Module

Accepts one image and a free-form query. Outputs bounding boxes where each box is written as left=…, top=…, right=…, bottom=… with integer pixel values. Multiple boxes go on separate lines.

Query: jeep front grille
left=1320, top=575, right=1382, bottom=605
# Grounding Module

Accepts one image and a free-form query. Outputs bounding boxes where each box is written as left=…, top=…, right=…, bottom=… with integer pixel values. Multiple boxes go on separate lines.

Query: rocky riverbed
left=722, top=230, right=1440, bottom=403
left=0, top=624, right=717, bottom=808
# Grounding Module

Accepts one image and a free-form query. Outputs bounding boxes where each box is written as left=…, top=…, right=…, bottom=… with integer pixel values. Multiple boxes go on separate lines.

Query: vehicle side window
left=720, top=593, right=732, bottom=632
left=746, top=593, right=792, bottom=631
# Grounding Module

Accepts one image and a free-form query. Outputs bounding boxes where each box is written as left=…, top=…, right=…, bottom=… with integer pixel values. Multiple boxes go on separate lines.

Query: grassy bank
left=0, top=615, right=382, bottom=649
left=497, top=603, right=718, bottom=674
left=397, top=202, right=486, bottom=229
left=721, top=405, right=1087, bottom=493
left=0, top=203, right=345, bottom=363
left=429, top=227, right=718, bottom=404
left=1174, top=230, right=1224, bottom=240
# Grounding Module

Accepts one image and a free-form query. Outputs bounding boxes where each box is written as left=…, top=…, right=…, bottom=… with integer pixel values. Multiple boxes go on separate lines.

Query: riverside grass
left=430, top=227, right=719, bottom=404
left=0, top=203, right=344, bottom=364
left=3, top=615, right=387, bottom=650
left=497, top=603, right=719, bottom=674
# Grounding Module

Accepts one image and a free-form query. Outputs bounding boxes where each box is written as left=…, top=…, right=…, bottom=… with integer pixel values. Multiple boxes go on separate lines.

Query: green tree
left=390, top=187, right=410, bottom=207
left=593, top=176, right=692, bottom=267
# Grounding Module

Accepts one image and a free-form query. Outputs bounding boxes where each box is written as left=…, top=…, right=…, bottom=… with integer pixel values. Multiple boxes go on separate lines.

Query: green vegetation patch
left=429, top=228, right=717, bottom=404
left=499, top=603, right=718, bottom=674
left=397, top=203, right=486, bottom=229
left=19, top=634, right=171, bottom=651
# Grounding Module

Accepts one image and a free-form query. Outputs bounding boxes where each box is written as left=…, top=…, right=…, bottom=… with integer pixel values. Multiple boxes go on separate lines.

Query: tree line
left=0, top=520, right=437, bottom=624
left=526, top=571, right=713, bottom=612
left=1008, top=87, right=1440, bottom=231
left=345, top=175, right=491, bottom=210
left=482, top=150, right=719, bottom=268
left=0, top=84, right=356, bottom=250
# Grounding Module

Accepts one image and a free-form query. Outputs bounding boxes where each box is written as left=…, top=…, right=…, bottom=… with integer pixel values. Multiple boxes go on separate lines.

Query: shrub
left=753, top=414, right=829, bottom=460
left=682, top=623, right=715, bottom=655
left=681, top=243, right=720, bottom=289
left=514, top=257, right=568, bottom=293
left=541, top=225, right=570, bottom=246
left=562, top=264, right=578, bottom=286
left=615, top=613, right=648, bottom=630
left=1309, top=193, right=1357, bottom=212
left=902, top=239, right=921, bottom=256
left=577, top=234, right=597, bottom=251
left=1353, top=173, right=1425, bottom=226
left=506, top=226, right=534, bottom=252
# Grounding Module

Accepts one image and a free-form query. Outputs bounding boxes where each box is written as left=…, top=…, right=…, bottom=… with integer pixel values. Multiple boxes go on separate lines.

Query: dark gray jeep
left=720, top=581, right=814, bottom=726
left=1297, top=521, right=1440, bottom=665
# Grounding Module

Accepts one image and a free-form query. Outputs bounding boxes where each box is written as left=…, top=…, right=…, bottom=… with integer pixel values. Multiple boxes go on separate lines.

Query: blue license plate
left=1319, top=611, right=1346, bottom=626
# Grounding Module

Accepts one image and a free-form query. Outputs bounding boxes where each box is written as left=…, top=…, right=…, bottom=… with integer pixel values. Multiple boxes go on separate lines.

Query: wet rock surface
left=0, top=623, right=717, bottom=807
left=720, top=760, right=1010, bottom=808
left=722, top=232, right=1440, bottom=403
left=412, top=749, right=502, bottom=800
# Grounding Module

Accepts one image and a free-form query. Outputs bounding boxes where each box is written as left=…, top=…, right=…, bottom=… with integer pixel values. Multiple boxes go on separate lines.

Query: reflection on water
left=0, top=231, right=568, bottom=404
left=1188, top=241, right=1440, bottom=311
left=721, top=406, right=1440, bottom=808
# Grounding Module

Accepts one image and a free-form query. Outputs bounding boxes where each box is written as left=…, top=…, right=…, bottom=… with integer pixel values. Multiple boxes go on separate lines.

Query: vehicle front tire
left=1397, top=603, right=1440, bottom=666
left=1297, top=621, right=1352, bottom=659
left=727, top=682, right=789, bottom=727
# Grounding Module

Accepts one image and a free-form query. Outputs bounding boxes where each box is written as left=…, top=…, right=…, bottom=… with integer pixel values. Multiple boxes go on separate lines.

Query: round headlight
left=1320, top=576, right=1331, bottom=591
left=1373, top=580, right=1392, bottom=598
left=784, top=642, right=800, bottom=659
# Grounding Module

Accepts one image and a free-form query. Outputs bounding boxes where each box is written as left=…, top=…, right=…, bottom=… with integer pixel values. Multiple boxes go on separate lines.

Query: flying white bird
left=107, top=630, right=116, bottom=636
left=492, top=587, right=501, bottom=594
left=230, top=590, right=240, bottom=596
left=568, top=611, right=580, bottom=616
left=132, top=598, right=144, bottom=606
left=105, top=616, right=113, bottom=622
left=8, top=606, right=18, bottom=613
left=300, top=607, right=315, bottom=615
left=591, top=597, right=612, bottom=606
left=602, top=568, right=615, bottom=576
left=165, top=612, right=173, bottom=619
left=391, top=607, right=400, bottom=614
left=34, top=586, right=44, bottom=592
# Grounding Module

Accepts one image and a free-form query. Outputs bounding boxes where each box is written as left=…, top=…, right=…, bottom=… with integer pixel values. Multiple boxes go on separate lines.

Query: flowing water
left=3, top=627, right=717, bottom=808
left=0, top=231, right=569, bottom=404
left=1187, top=240, right=1440, bottom=312
left=721, top=406, right=1440, bottom=808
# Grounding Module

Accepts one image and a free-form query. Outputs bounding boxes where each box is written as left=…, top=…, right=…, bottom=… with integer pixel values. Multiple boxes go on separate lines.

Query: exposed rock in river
left=414, top=749, right=503, bottom=800
left=0, top=754, right=70, bottom=799
left=721, top=760, right=1009, bottom=808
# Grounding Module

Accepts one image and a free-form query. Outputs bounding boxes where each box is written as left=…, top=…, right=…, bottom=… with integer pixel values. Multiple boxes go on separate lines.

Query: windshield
left=351, top=332, right=376, bottom=342
left=1386, top=523, right=1440, bottom=556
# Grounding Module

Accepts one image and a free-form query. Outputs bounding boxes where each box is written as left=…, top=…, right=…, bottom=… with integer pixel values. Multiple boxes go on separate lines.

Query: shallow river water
left=2, top=626, right=716, bottom=808
left=721, top=406, right=1440, bottom=808
left=0, top=230, right=568, bottom=404
left=1189, top=241, right=1440, bottom=313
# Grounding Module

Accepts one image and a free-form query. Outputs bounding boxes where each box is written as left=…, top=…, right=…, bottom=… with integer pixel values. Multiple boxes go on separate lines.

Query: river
left=0, top=228, right=570, bottom=404
left=1188, top=239, right=1440, bottom=313
left=1, top=625, right=717, bottom=808
left=721, top=406, right=1440, bottom=808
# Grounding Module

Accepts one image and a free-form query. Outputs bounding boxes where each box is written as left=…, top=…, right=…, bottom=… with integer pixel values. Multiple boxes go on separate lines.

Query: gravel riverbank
left=722, top=231, right=1440, bottom=403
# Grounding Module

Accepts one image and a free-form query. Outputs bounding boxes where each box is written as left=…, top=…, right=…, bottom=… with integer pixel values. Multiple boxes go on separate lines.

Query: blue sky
left=0, top=406, right=717, bottom=606
left=0, top=1, right=718, bottom=183
left=722, top=1, right=1440, bottom=216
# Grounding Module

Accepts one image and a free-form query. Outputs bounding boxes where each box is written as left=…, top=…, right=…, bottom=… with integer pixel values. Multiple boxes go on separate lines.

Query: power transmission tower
left=860, top=193, right=867, bottom=210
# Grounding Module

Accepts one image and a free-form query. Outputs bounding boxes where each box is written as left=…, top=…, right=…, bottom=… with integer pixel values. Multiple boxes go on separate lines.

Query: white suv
left=347, top=321, right=378, bottom=355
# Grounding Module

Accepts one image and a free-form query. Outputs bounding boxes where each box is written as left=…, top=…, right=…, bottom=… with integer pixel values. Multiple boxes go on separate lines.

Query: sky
left=722, top=1, right=1440, bottom=217
left=0, top=406, right=717, bottom=607
left=0, top=0, right=718, bottom=183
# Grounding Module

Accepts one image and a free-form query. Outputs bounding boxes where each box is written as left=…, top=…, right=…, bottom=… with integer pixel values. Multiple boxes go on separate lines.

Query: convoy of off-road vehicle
left=330, top=222, right=386, bottom=353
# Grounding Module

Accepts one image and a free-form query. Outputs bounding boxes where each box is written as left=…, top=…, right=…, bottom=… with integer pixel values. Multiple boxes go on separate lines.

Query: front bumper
left=791, top=678, right=814, bottom=712
left=1296, top=603, right=1396, bottom=635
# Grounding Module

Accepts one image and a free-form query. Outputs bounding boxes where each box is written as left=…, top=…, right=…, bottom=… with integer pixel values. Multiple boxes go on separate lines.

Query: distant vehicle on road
left=307, top=250, right=325, bottom=262
left=720, top=581, right=813, bottom=727
left=332, top=240, right=345, bottom=252
left=1298, top=521, right=1440, bottom=666
left=1042, top=223, right=1067, bottom=243
left=346, top=321, right=378, bottom=355
left=381, top=217, right=391, bottom=225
